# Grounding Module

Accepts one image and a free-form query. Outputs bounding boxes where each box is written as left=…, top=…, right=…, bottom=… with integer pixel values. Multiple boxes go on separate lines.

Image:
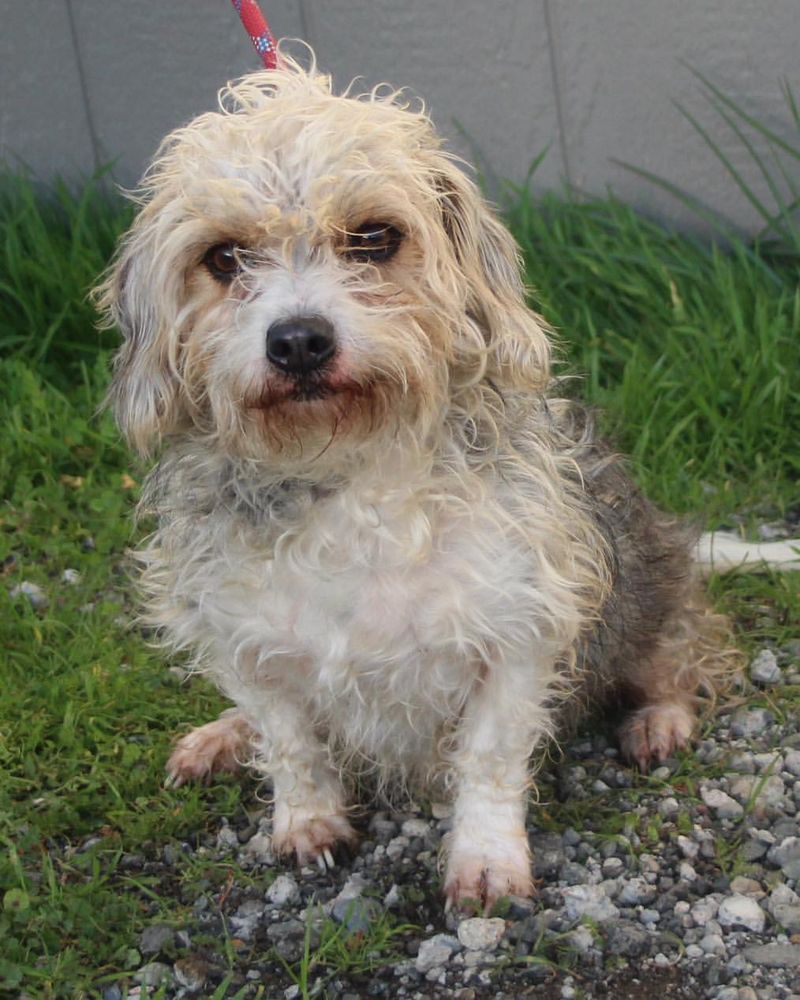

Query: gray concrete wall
left=2, top=0, right=798, bottom=233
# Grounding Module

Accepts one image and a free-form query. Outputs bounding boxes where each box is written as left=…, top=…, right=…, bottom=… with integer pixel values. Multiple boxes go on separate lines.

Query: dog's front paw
left=618, top=701, right=695, bottom=772
left=166, top=712, right=254, bottom=788
left=272, top=810, right=358, bottom=870
left=444, top=834, right=533, bottom=913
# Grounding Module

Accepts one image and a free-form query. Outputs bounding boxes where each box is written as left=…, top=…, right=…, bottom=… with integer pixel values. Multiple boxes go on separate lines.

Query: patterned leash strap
left=230, top=0, right=279, bottom=70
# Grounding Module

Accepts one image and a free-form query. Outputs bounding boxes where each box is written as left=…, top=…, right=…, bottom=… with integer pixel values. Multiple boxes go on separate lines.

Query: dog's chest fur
left=148, top=455, right=558, bottom=772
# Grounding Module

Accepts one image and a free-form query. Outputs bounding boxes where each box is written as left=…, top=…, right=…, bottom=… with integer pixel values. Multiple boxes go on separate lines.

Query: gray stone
left=332, top=896, right=382, bottom=934
left=602, top=857, right=625, bottom=878
left=657, top=797, right=680, bottom=818
left=400, top=818, right=430, bottom=838
left=728, top=875, right=764, bottom=898
left=559, top=861, right=591, bottom=885
left=383, top=883, right=401, bottom=908
left=753, top=751, right=782, bottom=771
left=690, top=897, right=719, bottom=926
left=216, top=821, right=240, bottom=851
left=457, top=917, right=506, bottom=951
left=617, top=877, right=657, bottom=907
left=700, top=786, right=744, bottom=820
left=139, top=924, right=174, bottom=955
left=785, top=750, right=800, bottom=777
left=767, top=883, right=800, bottom=931
left=230, top=898, right=264, bottom=939
left=699, top=934, right=726, bottom=956
left=728, top=753, right=756, bottom=774
left=266, top=919, right=308, bottom=963
left=770, top=901, right=800, bottom=932
left=729, top=774, right=785, bottom=813
left=562, top=884, right=619, bottom=922
left=767, top=837, right=800, bottom=879
left=415, top=934, right=460, bottom=973
left=749, top=649, right=781, bottom=685
left=730, top=707, right=774, bottom=738
left=604, top=920, right=652, bottom=957
left=385, top=835, right=409, bottom=859
left=742, top=943, right=800, bottom=967
left=242, top=831, right=274, bottom=863
left=716, top=894, right=766, bottom=933
left=267, top=874, right=300, bottom=907
left=134, top=962, right=173, bottom=989
left=369, top=816, right=399, bottom=840
left=533, top=833, right=566, bottom=878
left=563, top=924, right=595, bottom=954
left=61, top=568, right=81, bottom=585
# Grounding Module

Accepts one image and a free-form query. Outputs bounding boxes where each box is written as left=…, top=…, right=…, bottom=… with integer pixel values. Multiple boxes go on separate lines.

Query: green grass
left=0, top=160, right=798, bottom=998
left=509, top=192, right=800, bottom=518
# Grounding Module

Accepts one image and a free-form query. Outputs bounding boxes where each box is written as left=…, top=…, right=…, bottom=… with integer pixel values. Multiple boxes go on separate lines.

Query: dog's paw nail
left=322, top=847, right=335, bottom=870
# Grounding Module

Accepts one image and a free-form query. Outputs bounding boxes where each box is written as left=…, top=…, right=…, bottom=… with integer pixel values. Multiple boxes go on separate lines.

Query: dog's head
left=96, top=56, right=551, bottom=464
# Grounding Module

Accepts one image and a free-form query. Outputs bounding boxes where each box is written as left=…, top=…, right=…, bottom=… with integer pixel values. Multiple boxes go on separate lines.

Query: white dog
left=96, top=56, right=736, bottom=911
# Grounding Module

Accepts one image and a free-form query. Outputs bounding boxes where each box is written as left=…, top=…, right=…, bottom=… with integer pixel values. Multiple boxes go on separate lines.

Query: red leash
left=230, top=0, right=279, bottom=70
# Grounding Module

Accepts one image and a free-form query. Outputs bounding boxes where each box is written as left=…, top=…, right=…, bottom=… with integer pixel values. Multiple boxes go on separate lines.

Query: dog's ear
left=435, top=164, right=551, bottom=392
left=94, top=226, right=183, bottom=458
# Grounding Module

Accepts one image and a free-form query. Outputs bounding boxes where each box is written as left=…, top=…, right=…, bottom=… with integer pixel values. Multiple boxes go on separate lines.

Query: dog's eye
left=341, top=223, right=403, bottom=264
left=203, top=242, right=242, bottom=282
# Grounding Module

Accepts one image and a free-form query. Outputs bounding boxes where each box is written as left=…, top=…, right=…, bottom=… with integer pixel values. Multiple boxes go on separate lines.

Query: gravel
left=84, top=634, right=800, bottom=998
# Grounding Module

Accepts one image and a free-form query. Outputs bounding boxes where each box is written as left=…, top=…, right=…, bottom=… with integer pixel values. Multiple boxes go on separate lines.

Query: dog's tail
left=695, top=531, right=800, bottom=576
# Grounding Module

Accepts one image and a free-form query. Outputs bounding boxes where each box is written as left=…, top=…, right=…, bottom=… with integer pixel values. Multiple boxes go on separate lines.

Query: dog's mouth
left=244, top=373, right=372, bottom=412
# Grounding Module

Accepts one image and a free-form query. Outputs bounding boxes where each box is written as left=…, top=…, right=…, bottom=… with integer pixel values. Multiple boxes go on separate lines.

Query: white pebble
left=717, top=894, right=766, bottom=933
left=562, top=884, right=619, bottom=921
left=267, top=874, right=300, bottom=907
left=749, top=648, right=781, bottom=685
left=690, top=897, right=719, bottom=926
left=457, top=917, right=506, bottom=951
left=700, top=786, right=744, bottom=819
left=401, top=818, right=430, bottom=838
left=10, top=580, right=48, bottom=608
left=699, top=933, right=726, bottom=956
left=415, top=934, right=460, bottom=973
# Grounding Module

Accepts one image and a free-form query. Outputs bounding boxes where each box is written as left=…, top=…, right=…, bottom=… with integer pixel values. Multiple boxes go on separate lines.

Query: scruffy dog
left=97, top=57, right=730, bottom=911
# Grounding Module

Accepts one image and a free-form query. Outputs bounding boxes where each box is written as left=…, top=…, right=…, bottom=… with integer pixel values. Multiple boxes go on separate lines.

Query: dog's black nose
left=266, top=316, right=336, bottom=375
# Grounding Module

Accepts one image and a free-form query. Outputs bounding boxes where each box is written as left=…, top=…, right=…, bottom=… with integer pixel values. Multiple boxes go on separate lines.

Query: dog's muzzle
left=266, top=315, right=336, bottom=376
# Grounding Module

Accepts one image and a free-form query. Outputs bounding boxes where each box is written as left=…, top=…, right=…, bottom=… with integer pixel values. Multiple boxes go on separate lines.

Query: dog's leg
left=617, top=600, right=734, bottom=771
left=617, top=694, right=695, bottom=772
left=245, top=692, right=357, bottom=869
left=166, top=708, right=256, bottom=787
left=444, top=661, right=549, bottom=913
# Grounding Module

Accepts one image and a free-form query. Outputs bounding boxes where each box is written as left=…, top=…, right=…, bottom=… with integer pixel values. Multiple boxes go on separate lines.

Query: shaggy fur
left=96, top=55, right=732, bottom=911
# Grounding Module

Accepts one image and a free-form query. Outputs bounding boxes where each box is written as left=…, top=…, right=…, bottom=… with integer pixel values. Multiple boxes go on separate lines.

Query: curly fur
left=95, top=54, right=734, bottom=911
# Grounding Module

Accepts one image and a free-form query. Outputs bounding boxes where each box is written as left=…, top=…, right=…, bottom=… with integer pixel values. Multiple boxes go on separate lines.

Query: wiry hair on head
left=94, top=55, right=551, bottom=462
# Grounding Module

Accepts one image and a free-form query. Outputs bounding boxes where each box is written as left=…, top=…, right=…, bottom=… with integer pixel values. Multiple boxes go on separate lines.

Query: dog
left=96, top=54, right=735, bottom=912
